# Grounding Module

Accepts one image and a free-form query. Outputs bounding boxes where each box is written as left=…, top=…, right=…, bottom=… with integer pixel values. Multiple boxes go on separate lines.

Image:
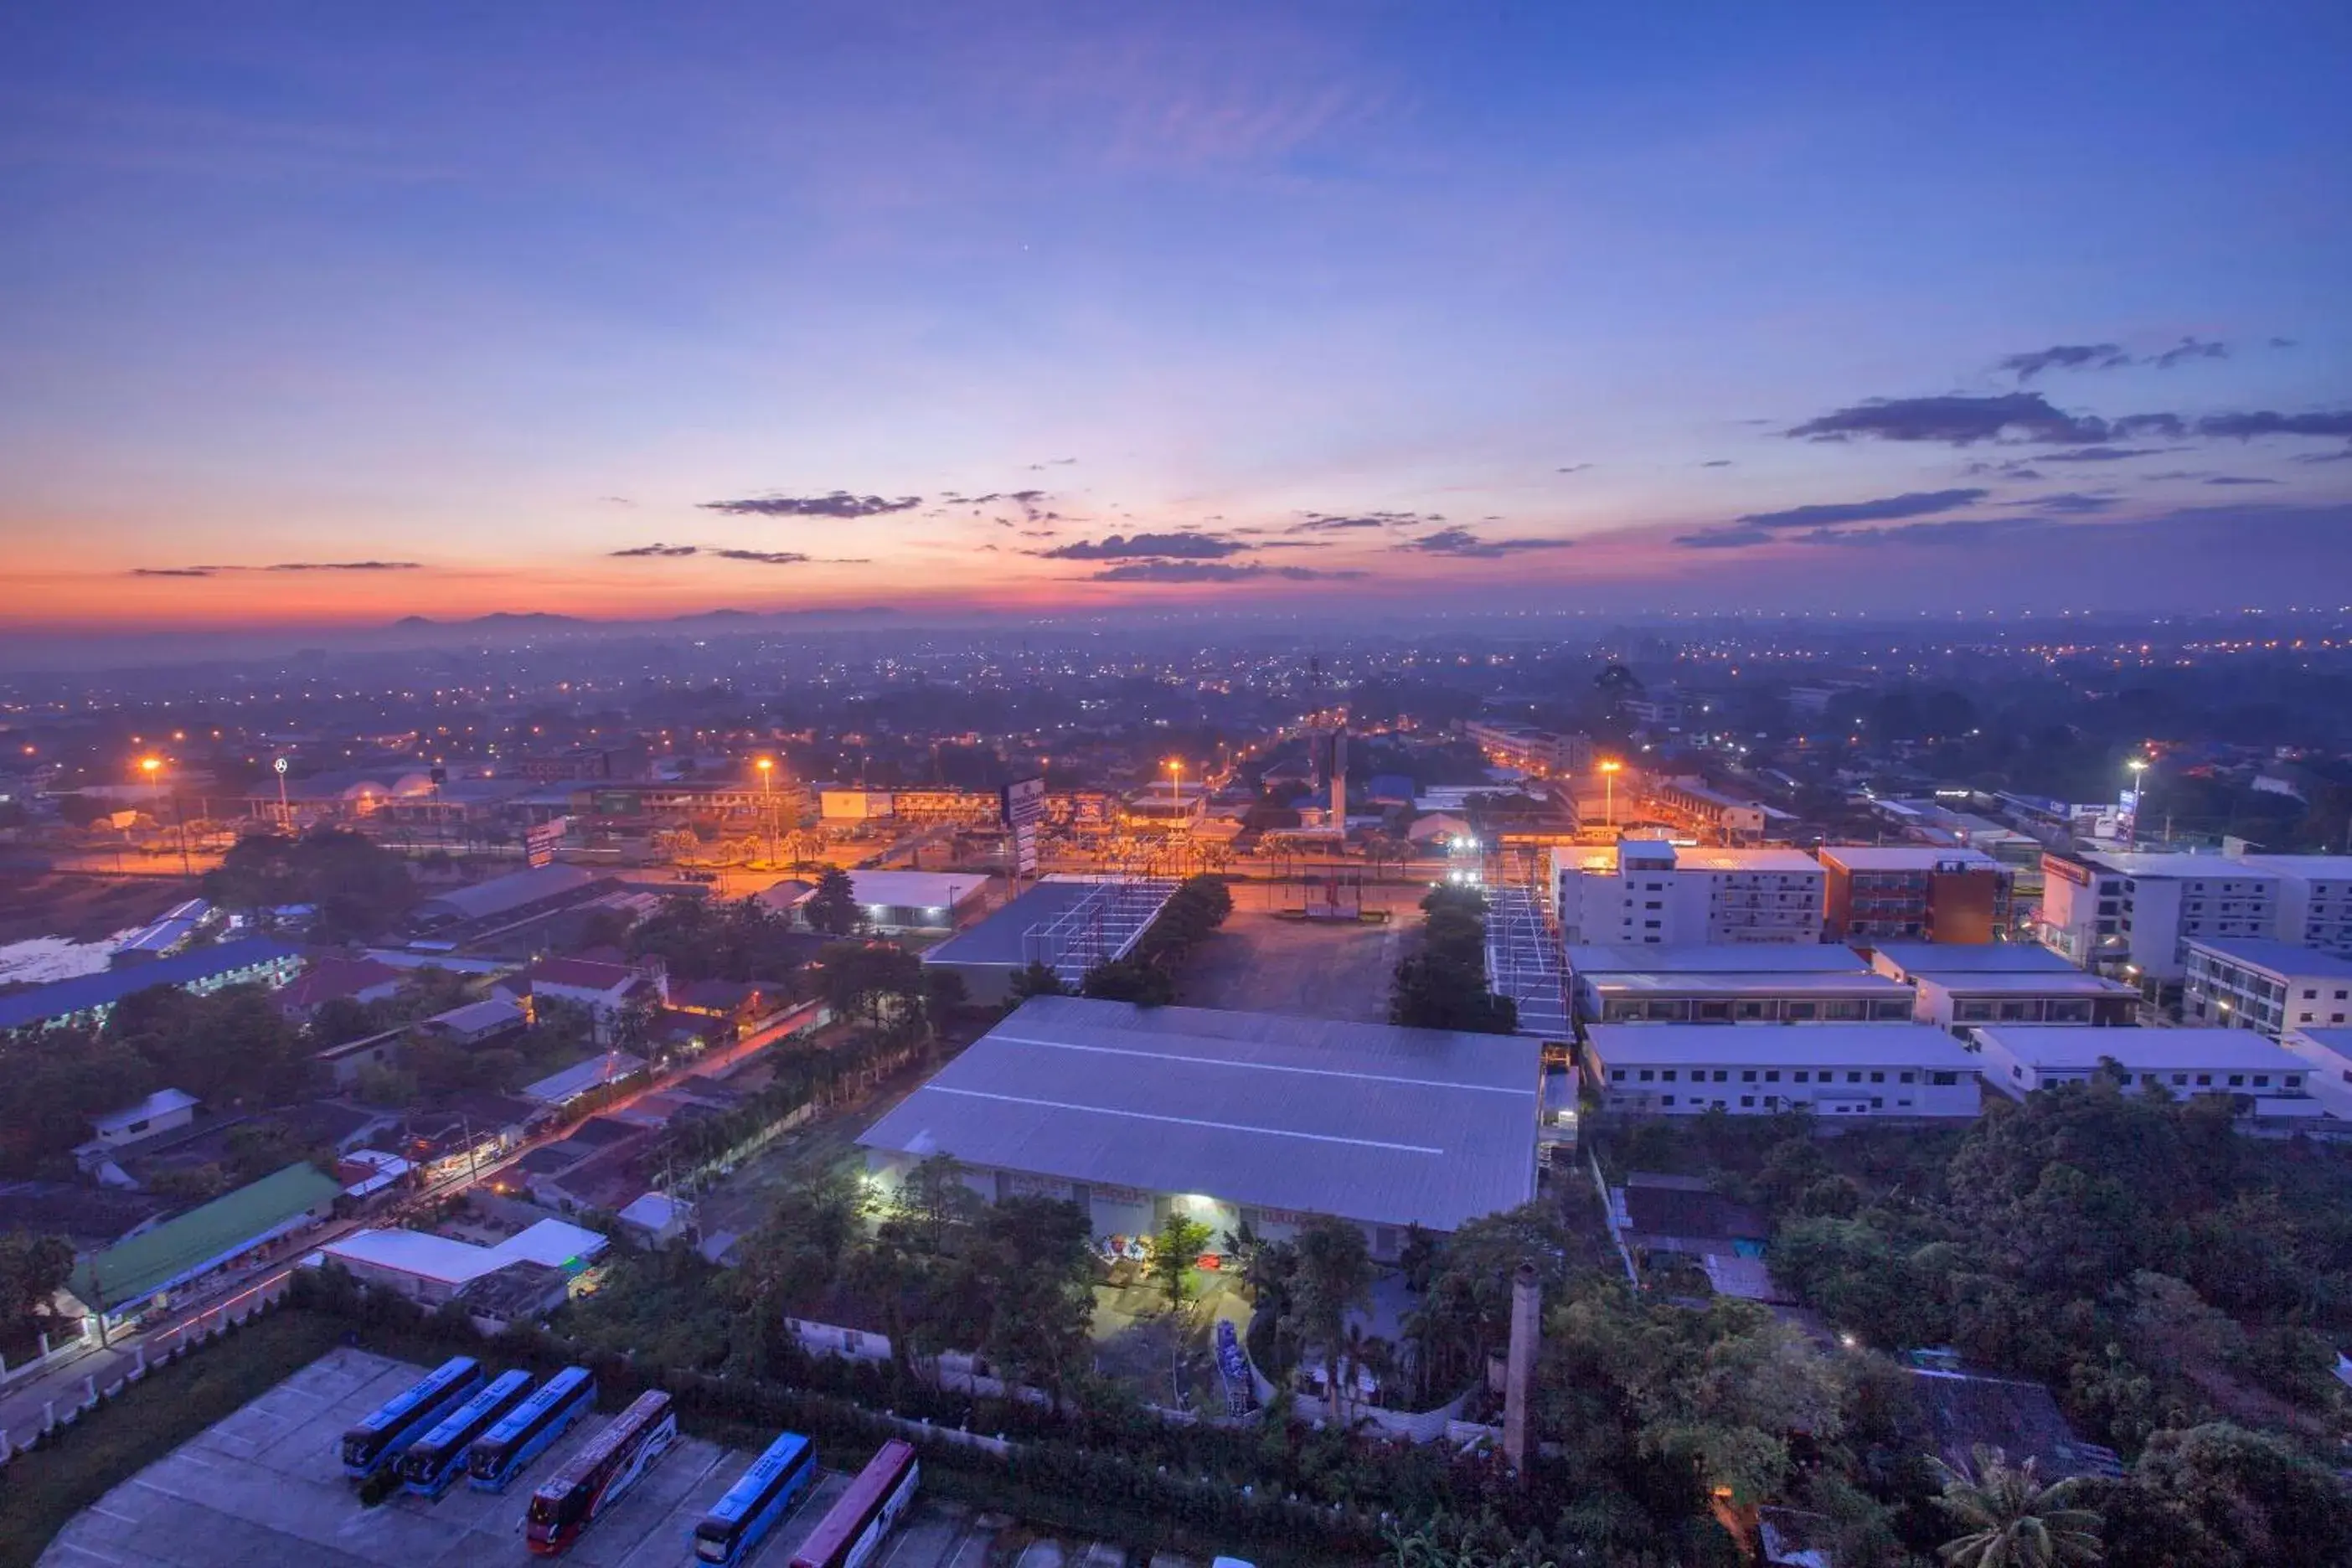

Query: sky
left=3, top=2, right=2349, bottom=630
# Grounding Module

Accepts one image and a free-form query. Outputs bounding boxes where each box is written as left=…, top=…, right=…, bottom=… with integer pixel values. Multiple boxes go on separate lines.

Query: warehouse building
left=1970, top=1025, right=2323, bottom=1118
left=921, top=876, right=1179, bottom=1003
left=67, top=1163, right=341, bottom=1320
left=0, top=937, right=302, bottom=1035
left=1585, top=1024, right=1983, bottom=1120
left=773, top=869, right=992, bottom=932
left=858, top=996, right=1542, bottom=1260
left=1567, top=942, right=1910, bottom=1024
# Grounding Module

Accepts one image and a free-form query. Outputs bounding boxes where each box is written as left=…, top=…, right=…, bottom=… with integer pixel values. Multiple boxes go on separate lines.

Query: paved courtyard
left=36, top=1349, right=1130, bottom=1568
left=1179, top=909, right=1407, bottom=1024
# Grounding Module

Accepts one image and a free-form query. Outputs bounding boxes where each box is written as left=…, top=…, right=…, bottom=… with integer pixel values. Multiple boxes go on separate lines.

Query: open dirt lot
left=1179, top=907, right=1410, bottom=1024
left=39, top=1349, right=1014, bottom=1568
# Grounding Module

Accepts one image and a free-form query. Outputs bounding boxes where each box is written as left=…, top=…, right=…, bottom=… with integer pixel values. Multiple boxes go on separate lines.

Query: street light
left=2126, top=756, right=2154, bottom=843
left=1166, top=757, right=1184, bottom=823
left=139, top=756, right=192, bottom=879
left=755, top=757, right=776, bottom=869
left=1598, top=759, right=1622, bottom=830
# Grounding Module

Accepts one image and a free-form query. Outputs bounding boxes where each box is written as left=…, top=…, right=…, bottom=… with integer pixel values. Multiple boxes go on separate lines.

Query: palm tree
left=1929, top=1446, right=2102, bottom=1567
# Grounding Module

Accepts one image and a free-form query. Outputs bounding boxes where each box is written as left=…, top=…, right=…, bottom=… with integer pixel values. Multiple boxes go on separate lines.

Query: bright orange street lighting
left=1165, top=757, right=1184, bottom=818
left=1598, top=758, right=1623, bottom=829
left=755, top=757, right=777, bottom=867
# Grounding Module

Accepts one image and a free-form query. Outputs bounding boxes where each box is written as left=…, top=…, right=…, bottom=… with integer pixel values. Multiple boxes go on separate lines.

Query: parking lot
left=36, top=1349, right=1127, bottom=1568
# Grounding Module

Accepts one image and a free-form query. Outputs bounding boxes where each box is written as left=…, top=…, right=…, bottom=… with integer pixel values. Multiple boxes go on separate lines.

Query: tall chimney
left=1502, top=1261, right=1540, bottom=1474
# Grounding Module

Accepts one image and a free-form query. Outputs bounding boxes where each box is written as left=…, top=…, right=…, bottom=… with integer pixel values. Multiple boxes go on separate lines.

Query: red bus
left=525, top=1390, right=678, bottom=1555
left=789, top=1439, right=919, bottom=1568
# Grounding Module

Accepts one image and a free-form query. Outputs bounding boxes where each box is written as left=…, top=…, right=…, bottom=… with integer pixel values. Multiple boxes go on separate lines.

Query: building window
left=1764, top=1070, right=1781, bottom=1082
left=1899, top=1070, right=1916, bottom=1083
left=1932, top=1070, right=1957, bottom=1086
left=1611, top=1069, right=1625, bottom=1081
left=1847, top=1070, right=1863, bottom=1083
left=1741, top=1096, right=1756, bottom=1108
left=1662, top=1095, right=1675, bottom=1107
left=2227, top=1075, right=2244, bottom=1087
left=1741, top=1069, right=1757, bottom=1082
left=1793, top=1070, right=1809, bottom=1083
left=1662, top=1070, right=1677, bottom=1081
left=1638, top=1070, right=1654, bottom=1082
left=1870, top=1070, right=1885, bottom=1083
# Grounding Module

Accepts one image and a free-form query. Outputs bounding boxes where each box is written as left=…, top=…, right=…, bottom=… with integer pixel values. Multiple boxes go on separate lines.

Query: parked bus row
left=340, top=1355, right=921, bottom=1564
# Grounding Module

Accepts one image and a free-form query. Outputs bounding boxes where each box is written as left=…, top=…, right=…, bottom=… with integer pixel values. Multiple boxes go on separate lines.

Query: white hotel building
left=1550, top=840, right=1824, bottom=946
left=1585, top=1024, right=1983, bottom=1120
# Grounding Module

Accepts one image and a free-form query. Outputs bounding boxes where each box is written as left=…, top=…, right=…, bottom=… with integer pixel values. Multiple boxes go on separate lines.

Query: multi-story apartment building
left=1648, top=778, right=1768, bottom=843
left=1971, top=1025, right=2322, bottom=1119
left=2036, top=851, right=2283, bottom=988
left=1463, top=720, right=1593, bottom=778
left=1550, top=840, right=1823, bottom=946
left=1585, top=1024, right=1983, bottom=1119
left=2236, top=854, right=2352, bottom=956
left=2180, top=937, right=2352, bottom=1038
left=1820, top=845, right=2014, bottom=944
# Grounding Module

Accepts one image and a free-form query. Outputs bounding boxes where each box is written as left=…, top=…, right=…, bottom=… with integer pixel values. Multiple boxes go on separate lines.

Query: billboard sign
left=524, top=817, right=568, bottom=869
left=1000, top=776, right=1046, bottom=875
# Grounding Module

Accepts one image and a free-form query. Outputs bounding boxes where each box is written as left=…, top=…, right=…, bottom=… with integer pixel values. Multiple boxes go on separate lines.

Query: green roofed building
left=68, top=1162, right=341, bottom=1318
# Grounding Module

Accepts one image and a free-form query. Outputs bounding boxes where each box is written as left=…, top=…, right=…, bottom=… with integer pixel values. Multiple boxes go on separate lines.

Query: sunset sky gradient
left=3, top=3, right=2349, bottom=627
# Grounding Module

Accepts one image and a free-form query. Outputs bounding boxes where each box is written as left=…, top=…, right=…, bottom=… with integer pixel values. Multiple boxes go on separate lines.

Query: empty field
left=1179, top=908, right=1406, bottom=1023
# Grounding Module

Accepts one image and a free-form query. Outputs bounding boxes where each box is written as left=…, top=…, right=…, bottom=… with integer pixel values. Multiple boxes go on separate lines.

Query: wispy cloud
left=131, top=560, right=421, bottom=577
left=2198, top=410, right=2352, bottom=440
left=1039, top=531, right=1246, bottom=560
left=2151, top=336, right=2229, bottom=369
left=1557, top=462, right=1595, bottom=475
left=1735, top=487, right=1986, bottom=530
left=1998, top=343, right=2130, bottom=380
left=1088, top=560, right=1366, bottom=583
left=611, top=543, right=699, bottom=557
left=700, top=491, right=922, bottom=518
left=1393, top=527, right=1573, bottom=559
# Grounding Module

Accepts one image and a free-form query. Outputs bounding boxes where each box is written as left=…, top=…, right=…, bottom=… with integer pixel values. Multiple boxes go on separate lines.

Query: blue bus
left=340, top=1357, right=484, bottom=1479
left=693, top=1431, right=818, bottom=1565
left=399, top=1369, right=534, bottom=1498
left=466, top=1366, right=596, bottom=1492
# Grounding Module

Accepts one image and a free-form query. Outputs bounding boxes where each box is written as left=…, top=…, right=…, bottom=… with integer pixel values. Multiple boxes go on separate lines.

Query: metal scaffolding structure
left=1486, top=883, right=1571, bottom=1041
left=1019, top=876, right=1181, bottom=988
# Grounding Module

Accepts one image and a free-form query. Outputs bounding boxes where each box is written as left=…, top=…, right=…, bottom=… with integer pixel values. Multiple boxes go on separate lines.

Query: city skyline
left=5, top=3, right=2350, bottom=629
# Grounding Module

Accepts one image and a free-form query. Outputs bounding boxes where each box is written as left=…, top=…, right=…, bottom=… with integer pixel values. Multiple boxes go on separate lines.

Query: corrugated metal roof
left=414, top=864, right=599, bottom=924
left=1587, top=1023, right=1983, bottom=1069
left=1568, top=944, right=1870, bottom=976
left=0, top=938, right=300, bottom=1032
left=68, top=1163, right=338, bottom=1309
left=1871, top=941, right=2078, bottom=977
left=857, top=996, right=1540, bottom=1232
left=1973, top=1025, right=2307, bottom=1072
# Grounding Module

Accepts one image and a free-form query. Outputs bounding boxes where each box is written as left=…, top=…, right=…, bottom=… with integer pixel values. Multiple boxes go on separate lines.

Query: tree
left=1081, top=956, right=1176, bottom=1006
left=816, top=941, right=924, bottom=1030
left=0, top=1232, right=74, bottom=1337
left=921, top=969, right=967, bottom=1039
left=1289, top=1214, right=1374, bottom=1404
left=802, top=867, right=864, bottom=937
left=1153, top=1211, right=1212, bottom=1308
left=1008, top=962, right=1068, bottom=1003
left=1930, top=1445, right=2102, bottom=1568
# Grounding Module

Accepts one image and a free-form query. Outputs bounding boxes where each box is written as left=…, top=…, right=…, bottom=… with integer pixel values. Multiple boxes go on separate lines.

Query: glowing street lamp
left=1165, top=758, right=1184, bottom=827
left=2126, top=756, right=2154, bottom=843
left=1598, top=759, right=1623, bottom=830
left=137, top=757, right=191, bottom=879
left=756, top=756, right=777, bottom=868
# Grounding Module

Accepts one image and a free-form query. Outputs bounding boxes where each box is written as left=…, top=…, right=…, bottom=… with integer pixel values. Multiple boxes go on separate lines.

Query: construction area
left=35, top=1349, right=1129, bottom=1568
left=1179, top=907, right=1406, bottom=1024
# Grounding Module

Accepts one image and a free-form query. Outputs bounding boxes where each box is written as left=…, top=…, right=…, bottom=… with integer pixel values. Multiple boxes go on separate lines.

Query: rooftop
left=523, top=957, right=645, bottom=991
left=2183, top=937, right=2352, bottom=979
left=321, top=1218, right=606, bottom=1285
left=1587, top=971, right=1911, bottom=997
left=844, top=869, right=992, bottom=909
left=2236, top=854, right=2352, bottom=880
left=522, top=1050, right=647, bottom=1104
left=1818, top=845, right=2003, bottom=872
left=858, top=995, right=1541, bottom=1233
left=2079, top=852, right=2281, bottom=881
left=413, top=864, right=601, bottom=925
left=1586, top=1023, right=1983, bottom=1069
left=1914, top=971, right=2139, bottom=996
left=69, top=1163, right=341, bottom=1310
left=1972, top=1025, right=2308, bottom=1073
left=922, top=877, right=1179, bottom=969
left=1560, top=844, right=1822, bottom=876
left=1870, top=941, right=2079, bottom=977
left=0, top=937, right=300, bottom=1032
left=90, top=1088, right=199, bottom=1136
left=1567, top=944, right=1870, bottom=977
left=272, top=956, right=404, bottom=1013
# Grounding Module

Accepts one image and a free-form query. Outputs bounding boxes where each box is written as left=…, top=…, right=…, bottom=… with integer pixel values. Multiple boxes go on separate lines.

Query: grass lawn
left=0, top=1309, right=345, bottom=1567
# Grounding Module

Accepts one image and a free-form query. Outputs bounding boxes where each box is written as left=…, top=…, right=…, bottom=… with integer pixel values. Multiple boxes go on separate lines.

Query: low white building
left=1871, top=936, right=2140, bottom=1032
left=2180, top=937, right=2352, bottom=1039
left=1969, top=1025, right=2322, bottom=1117
left=777, top=869, right=991, bottom=932
left=2284, top=1027, right=2352, bottom=1119
left=85, top=1088, right=199, bottom=1148
left=1585, top=1024, right=1983, bottom=1119
left=1566, top=943, right=1910, bottom=1024
left=1550, top=841, right=1824, bottom=946
left=318, top=1217, right=608, bottom=1307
